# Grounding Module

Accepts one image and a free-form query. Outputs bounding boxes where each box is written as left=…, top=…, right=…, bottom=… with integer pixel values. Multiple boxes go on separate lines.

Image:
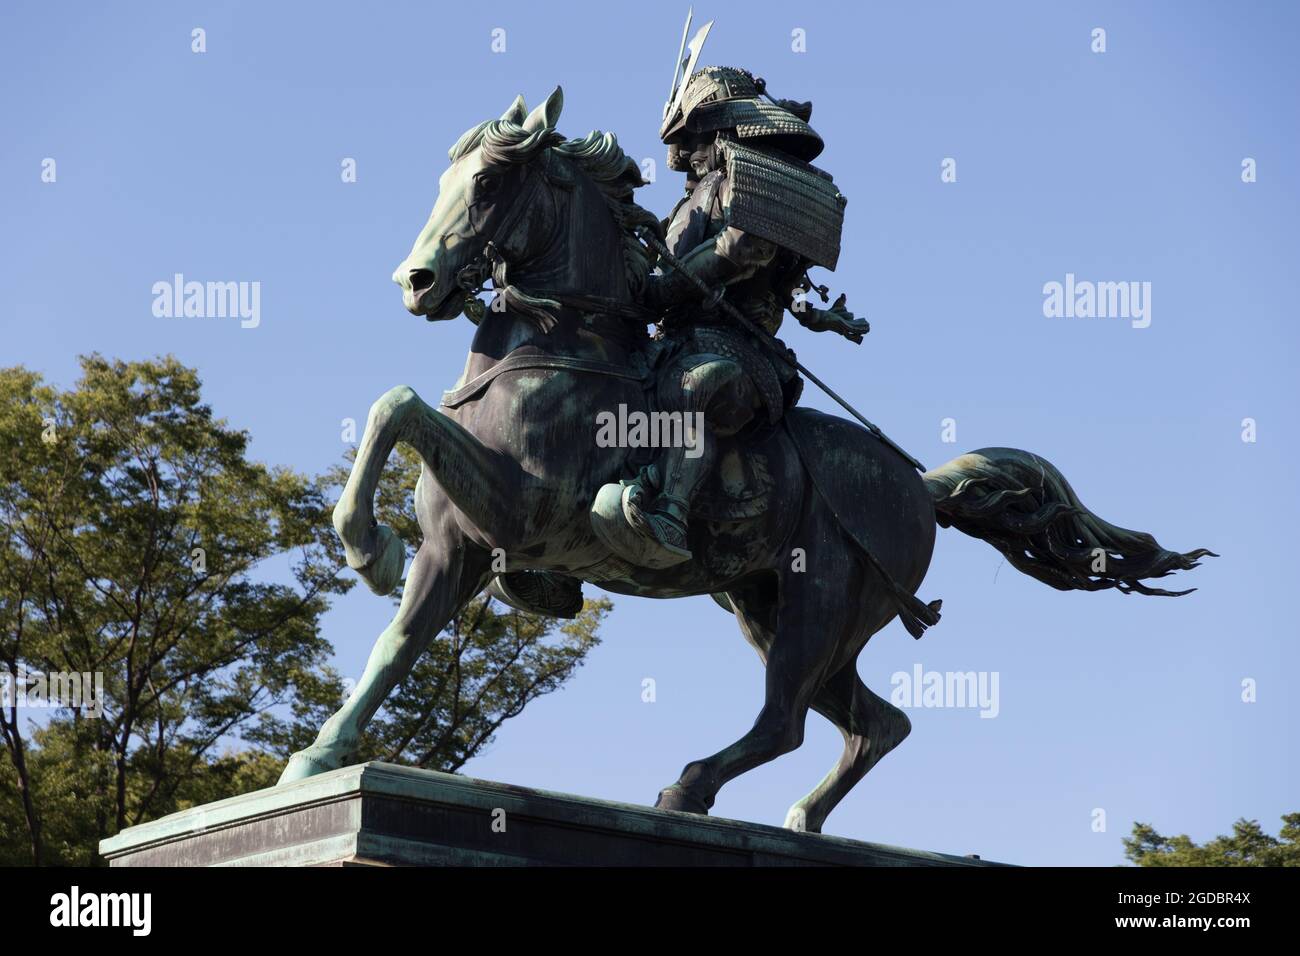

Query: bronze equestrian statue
left=278, top=28, right=1211, bottom=833
left=590, top=61, right=871, bottom=571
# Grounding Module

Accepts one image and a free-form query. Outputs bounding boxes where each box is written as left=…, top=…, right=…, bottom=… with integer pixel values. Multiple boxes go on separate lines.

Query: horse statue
left=279, top=88, right=1211, bottom=834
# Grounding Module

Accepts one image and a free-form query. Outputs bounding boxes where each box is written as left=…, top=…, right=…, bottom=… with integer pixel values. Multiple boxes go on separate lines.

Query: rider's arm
left=644, top=227, right=776, bottom=311
left=646, top=175, right=779, bottom=311
left=790, top=288, right=871, bottom=344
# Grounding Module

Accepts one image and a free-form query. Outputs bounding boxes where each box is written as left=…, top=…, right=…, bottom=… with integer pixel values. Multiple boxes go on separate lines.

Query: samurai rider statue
left=593, top=30, right=868, bottom=570
left=488, top=19, right=869, bottom=614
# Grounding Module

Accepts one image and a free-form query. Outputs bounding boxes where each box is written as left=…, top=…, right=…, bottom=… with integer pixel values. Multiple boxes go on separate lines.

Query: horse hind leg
left=784, top=660, right=912, bottom=834
left=654, top=568, right=848, bottom=817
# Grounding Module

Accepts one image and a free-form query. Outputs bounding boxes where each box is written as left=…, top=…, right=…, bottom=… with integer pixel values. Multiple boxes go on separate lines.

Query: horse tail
left=925, top=447, right=1215, bottom=596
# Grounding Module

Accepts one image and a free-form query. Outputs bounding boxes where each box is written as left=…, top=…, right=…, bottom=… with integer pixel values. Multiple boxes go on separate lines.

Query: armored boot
left=620, top=434, right=713, bottom=566
left=592, top=427, right=713, bottom=572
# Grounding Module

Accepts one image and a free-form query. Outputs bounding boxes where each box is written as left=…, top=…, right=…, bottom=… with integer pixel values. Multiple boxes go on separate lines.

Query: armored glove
left=796, top=293, right=870, bottom=344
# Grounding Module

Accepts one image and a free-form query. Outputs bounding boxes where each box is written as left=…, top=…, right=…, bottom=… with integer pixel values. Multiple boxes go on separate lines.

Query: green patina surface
left=279, top=22, right=1209, bottom=836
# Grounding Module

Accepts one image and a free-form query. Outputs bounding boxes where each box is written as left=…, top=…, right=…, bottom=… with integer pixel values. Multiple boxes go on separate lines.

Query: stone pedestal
left=99, top=762, right=1004, bottom=867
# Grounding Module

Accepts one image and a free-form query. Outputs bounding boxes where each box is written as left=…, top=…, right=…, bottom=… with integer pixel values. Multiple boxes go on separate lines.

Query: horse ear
left=522, top=86, right=563, bottom=133
left=501, top=94, right=527, bottom=125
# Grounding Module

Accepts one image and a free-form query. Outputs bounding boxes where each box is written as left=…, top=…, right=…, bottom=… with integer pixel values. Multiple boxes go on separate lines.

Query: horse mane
left=449, top=119, right=659, bottom=298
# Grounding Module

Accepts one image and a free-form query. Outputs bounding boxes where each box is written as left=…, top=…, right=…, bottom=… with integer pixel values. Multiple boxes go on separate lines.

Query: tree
left=1, top=356, right=607, bottom=865
left=0, top=356, right=350, bottom=865
left=1124, top=814, right=1300, bottom=866
left=330, top=444, right=608, bottom=772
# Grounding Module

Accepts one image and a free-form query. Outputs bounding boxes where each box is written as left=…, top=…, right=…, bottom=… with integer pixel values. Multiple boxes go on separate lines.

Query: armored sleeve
left=677, top=174, right=777, bottom=283
left=711, top=175, right=778, bottom=279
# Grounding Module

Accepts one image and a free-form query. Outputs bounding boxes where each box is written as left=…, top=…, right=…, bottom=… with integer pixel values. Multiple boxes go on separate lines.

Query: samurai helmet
left=660, top=12, right=823, bottom=162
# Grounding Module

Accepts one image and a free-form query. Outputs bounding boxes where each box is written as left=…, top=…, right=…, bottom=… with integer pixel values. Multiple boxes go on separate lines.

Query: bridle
left=450, top=151, right=655, bottom=330
left=452, top=159, right=550, bottom=317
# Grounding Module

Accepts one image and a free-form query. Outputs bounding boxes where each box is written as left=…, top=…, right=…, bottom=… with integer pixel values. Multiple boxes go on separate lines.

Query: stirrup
left=487, top=570, right=584, bottom=619
left=589, top=480, right=693, bottom=570
left=623, top=484, right=693, bottom=565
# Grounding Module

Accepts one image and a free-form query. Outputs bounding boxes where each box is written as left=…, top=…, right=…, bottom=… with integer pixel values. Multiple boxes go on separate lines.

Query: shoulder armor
left=719, top=140, right=846, bottom=270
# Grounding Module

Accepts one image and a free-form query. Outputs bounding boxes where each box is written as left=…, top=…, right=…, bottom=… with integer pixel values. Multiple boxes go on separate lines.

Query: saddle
left=443, top=341, right=777, bottom=619
left=652, top=440, right=775, bottom=521
left=440, top=343, right=777, bottom=524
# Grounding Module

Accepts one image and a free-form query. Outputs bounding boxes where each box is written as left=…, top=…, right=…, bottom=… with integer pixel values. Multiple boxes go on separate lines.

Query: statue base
left=99, top=762, right=1004, bottom=867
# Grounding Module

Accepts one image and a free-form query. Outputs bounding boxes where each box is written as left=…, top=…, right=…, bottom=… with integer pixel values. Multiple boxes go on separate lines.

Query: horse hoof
left=355, top=525, right=406, bottom=596
left=278, top=746, right=344, bottom=786
left=654, top=785, right=710, bottom=815
left=783, top=805, right=820, bottom=833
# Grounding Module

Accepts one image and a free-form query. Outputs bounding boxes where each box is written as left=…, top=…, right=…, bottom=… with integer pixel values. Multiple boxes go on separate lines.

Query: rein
left=437, top=148, right=658, bottom=410
left=453, top=154, right=656, bottom=332
left=440, top=350, right=649, bottom=409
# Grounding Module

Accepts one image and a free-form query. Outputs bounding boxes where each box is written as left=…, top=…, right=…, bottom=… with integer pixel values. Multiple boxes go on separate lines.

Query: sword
left=636, top=226, right=927, bottom=473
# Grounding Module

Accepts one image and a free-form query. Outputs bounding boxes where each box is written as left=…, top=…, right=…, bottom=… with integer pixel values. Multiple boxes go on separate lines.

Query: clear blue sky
left=2, top=0, right=1295, bottom=866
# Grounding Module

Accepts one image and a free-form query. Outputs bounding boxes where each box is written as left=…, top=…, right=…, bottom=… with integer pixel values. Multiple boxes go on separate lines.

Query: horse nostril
left=408, top=269, right=436, bottom=296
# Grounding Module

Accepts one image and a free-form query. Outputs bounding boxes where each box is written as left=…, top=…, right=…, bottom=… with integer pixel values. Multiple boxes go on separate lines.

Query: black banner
left=3, top=863, right=1290, bottom=942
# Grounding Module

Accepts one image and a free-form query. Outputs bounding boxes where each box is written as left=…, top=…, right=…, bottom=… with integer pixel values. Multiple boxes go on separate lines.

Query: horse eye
left=475, top=174, right=501, bottom=197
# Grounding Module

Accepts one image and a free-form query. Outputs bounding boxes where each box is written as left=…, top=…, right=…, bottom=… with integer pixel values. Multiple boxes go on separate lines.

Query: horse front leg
left=279, top=509, right=491, bottom=784
left=334, top=384, right=519, bottom=595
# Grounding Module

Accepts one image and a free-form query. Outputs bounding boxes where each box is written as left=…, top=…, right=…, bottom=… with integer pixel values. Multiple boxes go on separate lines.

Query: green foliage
left=1124, top=814, right=1300, bottom=867
left=0, top=356, right=606, bottom=865
left=0, top=356, right=351, bottom=864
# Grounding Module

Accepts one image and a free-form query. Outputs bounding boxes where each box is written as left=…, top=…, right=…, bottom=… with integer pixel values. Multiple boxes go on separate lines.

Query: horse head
left=393, top=87, right=656, bottom=329
left=392, top=88, right=566, bottom=320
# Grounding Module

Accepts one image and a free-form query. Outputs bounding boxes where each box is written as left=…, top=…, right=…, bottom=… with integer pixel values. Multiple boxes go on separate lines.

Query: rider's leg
left=625, top=357, right=758, bottom=559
